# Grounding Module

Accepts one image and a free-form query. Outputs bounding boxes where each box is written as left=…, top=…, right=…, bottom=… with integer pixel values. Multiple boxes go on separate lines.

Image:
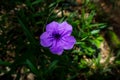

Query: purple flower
left=40, top=21, right=76, bottom=55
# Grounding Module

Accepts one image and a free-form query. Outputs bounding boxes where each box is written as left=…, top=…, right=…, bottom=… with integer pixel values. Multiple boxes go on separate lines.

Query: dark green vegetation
left=0, top=0, right=120, bottom=80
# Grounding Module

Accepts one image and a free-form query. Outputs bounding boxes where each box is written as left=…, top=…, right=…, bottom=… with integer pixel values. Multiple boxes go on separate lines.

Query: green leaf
left=90, top=36, right=103, bottom=48
left=91, top=29, right=100, bottom=35
left=26, top=0, right=34, bottom=11
left=79, top=59, right=88, bottom=69
left=85, top=0, right=90, bottom=5
left=45, top=60, right=58, bottom=74
left=32, top=0, right=43, bottom=5
left=89, top=23, right=106, bottom=28
left=108, top=31, right=120, bottom=48
left=49, top=2, right=56, bottom=8
left=26, top=59, right=39, bottom=75
left=0, top=59, right=11, bottom=66
left=17, top=17, right=36, bottom=45
left=86, top=11, right=96, bottom=26
left=116, top=60, right=120, bottom=65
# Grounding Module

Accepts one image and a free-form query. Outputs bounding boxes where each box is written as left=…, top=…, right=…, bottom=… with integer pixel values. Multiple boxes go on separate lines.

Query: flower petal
left=40, top=32, right=53, bottom=47
left=61, top=36, right=76, bottom=50
left=50, top=40, right=64, bottom=55
left=58, top=21, right=72, bottom=36
left=46, top=21, right=59, bottom=32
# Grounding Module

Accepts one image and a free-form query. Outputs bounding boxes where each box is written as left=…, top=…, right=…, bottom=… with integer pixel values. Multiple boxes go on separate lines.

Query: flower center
left=53, top=33, right=61, bottom=39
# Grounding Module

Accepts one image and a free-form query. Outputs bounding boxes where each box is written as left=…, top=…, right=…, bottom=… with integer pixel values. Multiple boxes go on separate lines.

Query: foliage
left=0, top=0, right=120, bottom=80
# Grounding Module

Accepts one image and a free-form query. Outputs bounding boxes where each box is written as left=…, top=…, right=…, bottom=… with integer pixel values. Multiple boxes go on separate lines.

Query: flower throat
left=54, top=33, right=61, bottom=39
